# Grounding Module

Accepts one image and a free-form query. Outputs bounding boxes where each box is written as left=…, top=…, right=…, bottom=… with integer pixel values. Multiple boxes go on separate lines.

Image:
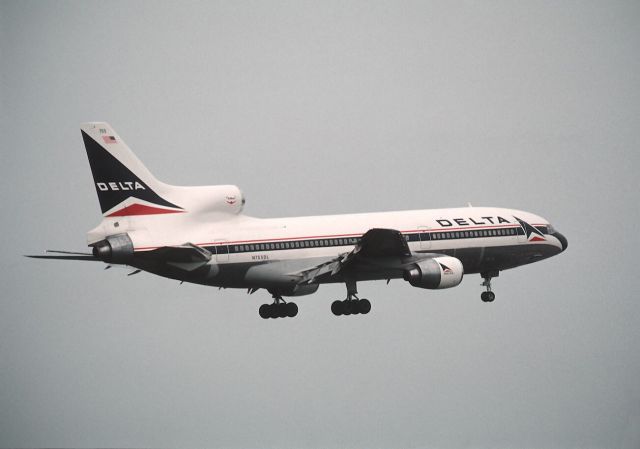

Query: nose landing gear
left=480, top=271, right=498, bottom=302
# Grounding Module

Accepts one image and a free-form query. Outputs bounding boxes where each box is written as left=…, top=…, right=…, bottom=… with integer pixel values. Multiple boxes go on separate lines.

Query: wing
left=135, top=243, right=212, bottom=271
left=292, top=228, right=415, bottom=284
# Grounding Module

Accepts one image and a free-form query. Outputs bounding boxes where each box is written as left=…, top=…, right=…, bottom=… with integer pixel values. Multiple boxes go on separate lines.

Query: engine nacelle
left=92, top=233, right=134, bottom=264
left=403, top=256, right=464, bottom=289
left=185, top=185, right=245, bottom=215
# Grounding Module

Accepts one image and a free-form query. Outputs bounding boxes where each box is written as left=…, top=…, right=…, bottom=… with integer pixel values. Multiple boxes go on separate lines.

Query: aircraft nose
left=552, top=232, right=568, bottom=252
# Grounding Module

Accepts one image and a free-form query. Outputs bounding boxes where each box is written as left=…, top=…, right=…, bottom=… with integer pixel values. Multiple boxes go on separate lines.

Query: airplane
left=28, top=122, right=568, bottom=319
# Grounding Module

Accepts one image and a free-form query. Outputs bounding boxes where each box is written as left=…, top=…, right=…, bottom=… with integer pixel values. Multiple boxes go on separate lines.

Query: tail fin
left=81, top=122, right=183, bottom=217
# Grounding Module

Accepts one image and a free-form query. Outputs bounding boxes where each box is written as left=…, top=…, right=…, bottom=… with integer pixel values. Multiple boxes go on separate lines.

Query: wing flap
left=355, top=228, right=411, bottom=258
left=137, top=243, right=212, bottom=271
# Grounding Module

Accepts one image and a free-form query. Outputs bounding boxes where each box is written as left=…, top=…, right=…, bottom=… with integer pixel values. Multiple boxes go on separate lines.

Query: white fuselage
left=98, top=206, right=559, bottom=280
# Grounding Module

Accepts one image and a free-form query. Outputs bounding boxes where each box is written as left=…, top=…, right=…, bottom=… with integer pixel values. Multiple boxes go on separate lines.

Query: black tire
left=268, top=304, right=279, bottom=319
left=343, top=300, right=354, bottom=315
left=277, top=303, right=288, bottom=318
left=359, top=298, right=372, bottom=314
left=259, top=304, right=270, bottom=319
left=286, top=302, right=298, bottom=317
left=481, top=291, right=495, bottom=302
left=331, top=300, right=343, bottom=316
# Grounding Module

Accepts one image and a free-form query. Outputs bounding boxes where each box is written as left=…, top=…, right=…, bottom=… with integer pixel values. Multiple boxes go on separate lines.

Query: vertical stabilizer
left=80, top=122, right=183, bottom=217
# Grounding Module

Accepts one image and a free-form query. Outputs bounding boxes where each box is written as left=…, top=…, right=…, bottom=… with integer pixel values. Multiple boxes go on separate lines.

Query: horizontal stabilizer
left=26, top=253, right=98, bottom=261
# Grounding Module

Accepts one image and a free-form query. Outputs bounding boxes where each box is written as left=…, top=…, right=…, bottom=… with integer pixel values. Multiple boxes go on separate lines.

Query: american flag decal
left=102, top=135, right=117, bottom=144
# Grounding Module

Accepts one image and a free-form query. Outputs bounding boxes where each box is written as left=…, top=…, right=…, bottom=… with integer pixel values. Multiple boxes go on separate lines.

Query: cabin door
left=418, top=226, right=431, bottom=250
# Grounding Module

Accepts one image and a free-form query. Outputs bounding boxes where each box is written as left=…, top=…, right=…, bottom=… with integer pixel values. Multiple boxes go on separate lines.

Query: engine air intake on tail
left=92, top=233, right=134, bottom=263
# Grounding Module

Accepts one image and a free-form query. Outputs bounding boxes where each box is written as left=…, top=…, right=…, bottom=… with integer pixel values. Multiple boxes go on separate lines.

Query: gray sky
left=1, top=1, right=639, bottom=448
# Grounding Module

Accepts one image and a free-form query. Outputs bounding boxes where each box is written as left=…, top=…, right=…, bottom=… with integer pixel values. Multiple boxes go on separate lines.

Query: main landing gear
left=259, top=292, right=298, bottom=319
left=480, top=270, right=498, bottom=302
left=331, top=279, right=371, bottom=316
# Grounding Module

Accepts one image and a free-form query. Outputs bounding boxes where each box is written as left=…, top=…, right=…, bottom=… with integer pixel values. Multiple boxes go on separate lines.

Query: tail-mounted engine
left=92, top=233, right=134, bottom=264
left=403, top=256, right=464, bottom=289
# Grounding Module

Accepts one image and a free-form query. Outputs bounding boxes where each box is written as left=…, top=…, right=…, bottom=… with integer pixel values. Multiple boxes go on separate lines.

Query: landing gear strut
left=480, top=271, right=498, bottom=302
left=331, top=278, right=371, bottom=316
left=259, top=291, right=298, bottom=319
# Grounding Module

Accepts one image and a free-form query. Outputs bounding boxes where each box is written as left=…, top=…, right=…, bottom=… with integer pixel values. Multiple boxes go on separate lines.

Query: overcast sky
left=1, top=1, right=640, bottom=448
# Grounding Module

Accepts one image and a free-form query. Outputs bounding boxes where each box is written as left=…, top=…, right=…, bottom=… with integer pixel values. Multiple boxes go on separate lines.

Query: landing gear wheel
left=342, top=300, right=353, bottom=315
left=260, top=291, right=300, bottom=319
left=286, top=302, right=298, bottom=318
left=333, top=279, right=373, bottom=317
left=331, top=300, right=343, bottom=316
left=359, top=298, right=372, bottom=314
left=259, top=304, right=270, bottom=319
left=481, top=291, right=495, bottom=302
